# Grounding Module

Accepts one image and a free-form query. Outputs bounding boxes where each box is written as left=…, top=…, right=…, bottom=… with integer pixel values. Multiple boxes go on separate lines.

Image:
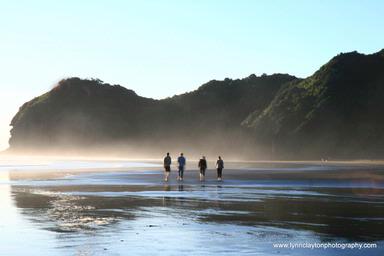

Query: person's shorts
left=199, top=168, right=206, bottom=175
left=164, top=166, right=171, bottom=172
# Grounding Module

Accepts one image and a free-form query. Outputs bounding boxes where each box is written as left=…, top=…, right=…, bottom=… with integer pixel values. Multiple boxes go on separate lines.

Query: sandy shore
left=7, top=160, right=384, bottom=183
left=1, top=160, right=384, bottom=255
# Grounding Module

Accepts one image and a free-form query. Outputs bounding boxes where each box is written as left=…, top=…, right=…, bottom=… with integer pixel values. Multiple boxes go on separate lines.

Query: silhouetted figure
left=177, top=153, right=186, bottom=181
left=198, top=156, right=207, bottom=181
left=216, top=156, right=224, bottom=181
left=163, top=152, right=172, bottom=181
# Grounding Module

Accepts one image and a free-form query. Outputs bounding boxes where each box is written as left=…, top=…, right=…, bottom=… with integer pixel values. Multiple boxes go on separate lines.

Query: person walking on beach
left=163, top=152, right=172, bottom=181
left=177, top=153, right=186, bottom=181
left=198, top=156, right=207, bottom=181
left=216, top=156, right=224, bottom=181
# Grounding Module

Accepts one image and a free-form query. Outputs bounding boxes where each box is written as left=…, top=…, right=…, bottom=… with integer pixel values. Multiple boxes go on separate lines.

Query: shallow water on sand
left=0, top=159, right=383, bottom=255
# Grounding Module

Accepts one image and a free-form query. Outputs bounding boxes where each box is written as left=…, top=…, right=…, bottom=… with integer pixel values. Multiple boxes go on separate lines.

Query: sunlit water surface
left=0, top=159, right=383, bottom=255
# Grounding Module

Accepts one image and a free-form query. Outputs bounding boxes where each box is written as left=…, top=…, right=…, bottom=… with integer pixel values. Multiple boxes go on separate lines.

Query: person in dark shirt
left=177, top=153, right=186, bottom=181
left=163, top=152, right=172, bottom=181
left=198, top=156, right=207, bottom=181
left=216, top=156, right=224, bottom=181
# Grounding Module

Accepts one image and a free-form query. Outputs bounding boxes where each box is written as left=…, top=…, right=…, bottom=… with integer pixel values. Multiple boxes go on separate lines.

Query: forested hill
left=9, top=74, right=296, bottom=158
left=9, top=49, right=384, bottom=159
left=243, top=49, right=384, bottom=158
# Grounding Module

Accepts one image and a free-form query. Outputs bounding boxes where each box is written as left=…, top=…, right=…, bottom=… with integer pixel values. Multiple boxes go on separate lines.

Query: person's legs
left=217, top=168, right=222, bottom=180
left=164, top=166, right=170, bottom=181
left=180, top=167, right=184, bottom=180
left=199, top=168, right=205, bottom=181
left=165, top=171, right=170, bottom=181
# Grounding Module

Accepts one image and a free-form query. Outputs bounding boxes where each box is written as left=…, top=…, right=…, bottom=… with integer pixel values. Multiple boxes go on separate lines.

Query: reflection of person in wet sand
left=163, top=152, right=172, bottom=181
left=216, top=156, right=224, bottom=181
left=177, top=153, right=186, bottom=181
left=162, top=184, right=172, bottom=206
left=198, top=156, right=207, bottom=181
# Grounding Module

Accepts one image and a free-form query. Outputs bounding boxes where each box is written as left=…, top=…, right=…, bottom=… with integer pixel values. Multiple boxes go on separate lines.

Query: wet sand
left=1, top=160, right=384, bottom=255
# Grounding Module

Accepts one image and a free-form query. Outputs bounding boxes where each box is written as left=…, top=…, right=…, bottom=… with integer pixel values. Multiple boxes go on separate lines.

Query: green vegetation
left=244, top=50, right=384, bottom=158
left=9, top=74, right=295, bottom=157
left=9, top=49, right=384, bottom=159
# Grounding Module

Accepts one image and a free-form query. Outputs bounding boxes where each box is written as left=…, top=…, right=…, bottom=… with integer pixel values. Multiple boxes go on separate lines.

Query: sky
left=0, top=0, right=383, bottom=150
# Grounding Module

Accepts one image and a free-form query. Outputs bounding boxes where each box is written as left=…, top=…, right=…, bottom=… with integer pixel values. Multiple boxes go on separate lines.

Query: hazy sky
left=0, top=0, right=383, bottom=150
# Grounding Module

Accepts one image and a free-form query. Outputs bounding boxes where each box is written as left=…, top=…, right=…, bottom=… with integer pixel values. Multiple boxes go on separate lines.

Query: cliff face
left=9, top=74, right=296, bottom=157
left=243, top=50, right=384, bottom=158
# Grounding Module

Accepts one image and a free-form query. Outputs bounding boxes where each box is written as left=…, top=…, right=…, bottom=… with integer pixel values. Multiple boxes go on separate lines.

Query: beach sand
left=1, top=159, right=384, bottom=255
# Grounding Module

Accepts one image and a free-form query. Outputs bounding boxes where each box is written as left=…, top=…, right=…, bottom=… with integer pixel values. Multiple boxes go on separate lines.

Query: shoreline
left=2, top=159, right=384, bottom=255
left=3, top=152, right=384, bottom=165
left=5, top=161, right=384, bottom=186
